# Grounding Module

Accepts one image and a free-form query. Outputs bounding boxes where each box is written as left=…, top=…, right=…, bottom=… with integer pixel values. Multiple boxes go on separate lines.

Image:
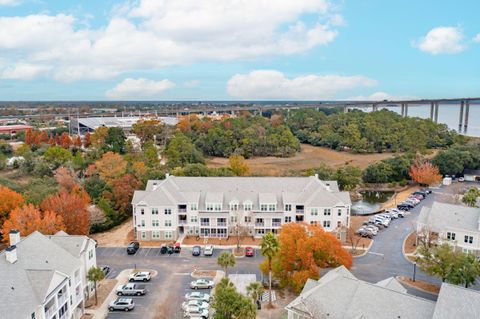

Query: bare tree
left=346, top=227, right=362, bottom=253
left=416, top=225, right=437, bottom=249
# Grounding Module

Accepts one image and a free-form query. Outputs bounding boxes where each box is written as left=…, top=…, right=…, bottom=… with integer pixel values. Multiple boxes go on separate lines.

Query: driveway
left=97, top=246, right=264, bottom=318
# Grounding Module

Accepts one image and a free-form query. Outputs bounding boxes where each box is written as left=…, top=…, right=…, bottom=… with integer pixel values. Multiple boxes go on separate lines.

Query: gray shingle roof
left=132, top=176, right=351, bottom=210
left=0, top=231, right=83, bottom=319
left=418, top=202, right=480, bottom=233
left=432, top=283, right=480, bottom=319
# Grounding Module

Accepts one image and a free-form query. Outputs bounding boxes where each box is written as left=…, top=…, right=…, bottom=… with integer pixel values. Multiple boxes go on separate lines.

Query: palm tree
left=246, top=281, right=264, bottom=303
left=260, top=232, right=279, bottom=307
left=87, top=266, right=105, bottom=305
left=217, top=251, right=236, bottom=276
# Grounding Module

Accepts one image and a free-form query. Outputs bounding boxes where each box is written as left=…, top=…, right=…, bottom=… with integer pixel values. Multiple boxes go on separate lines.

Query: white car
left=129, top=271, right=151, bottom=282
left=185, top=292, right=211, bottom=302
left=182, top=300, right=209, bottom=311
left=184, top=306, right=209, bottom=318
left=190, top=279, right=214, bottom=289
left=204, top=245, right=214, bottom=256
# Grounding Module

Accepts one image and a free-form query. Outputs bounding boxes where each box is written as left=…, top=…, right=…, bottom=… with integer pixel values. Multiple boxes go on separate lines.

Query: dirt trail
left=91, top=218, right=133, bottom=247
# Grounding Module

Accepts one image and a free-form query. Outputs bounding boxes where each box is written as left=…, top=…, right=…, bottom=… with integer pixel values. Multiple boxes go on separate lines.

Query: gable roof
left=418, top=202, right=480, bottom=233
left=432, top=283, right=480, bottom=319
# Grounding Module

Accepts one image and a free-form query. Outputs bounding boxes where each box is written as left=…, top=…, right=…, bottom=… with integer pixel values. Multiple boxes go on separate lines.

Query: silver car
left=108, top=298, right=135, bottom=312
left=184, top=306, right=209, bottom=318
left=190, top=279, right=214, bottom=289
left=185, top=292, right=211, bottom=302
left=182, top=299, right=209, bottom=311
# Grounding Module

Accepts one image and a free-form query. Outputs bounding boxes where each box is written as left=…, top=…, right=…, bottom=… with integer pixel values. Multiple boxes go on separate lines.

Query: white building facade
left=0, top=230, right=97, bottom=319
left=131, top=175, right=351, bottom=241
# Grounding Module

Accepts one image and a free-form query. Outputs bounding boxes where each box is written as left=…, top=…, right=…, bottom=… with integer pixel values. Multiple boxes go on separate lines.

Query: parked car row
left=357, top=208, right=406, bottom=238
left=184, top=279, right=214, bottom=318
left=397, top=188, right=431, bottom=211
left=109, top=271, right=152, bottom=312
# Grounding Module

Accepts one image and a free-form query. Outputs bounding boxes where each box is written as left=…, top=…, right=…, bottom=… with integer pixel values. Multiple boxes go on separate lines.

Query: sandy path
left=91, top=218, right=133, bottom=247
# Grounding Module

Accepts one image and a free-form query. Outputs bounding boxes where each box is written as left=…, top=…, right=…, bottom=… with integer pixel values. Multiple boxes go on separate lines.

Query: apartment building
left=417, top=202, right=480, bottom=255
left=0, top=230, right=97, bottom=319
left=131, top=175, right=351, bottom=241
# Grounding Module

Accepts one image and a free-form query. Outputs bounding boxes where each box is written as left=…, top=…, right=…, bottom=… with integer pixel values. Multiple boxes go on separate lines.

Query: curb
left=402, top=231, right=417, bottom=265
left=348, top=240, right=374, bottom=258
left=396, top=276, right=439, bottom=296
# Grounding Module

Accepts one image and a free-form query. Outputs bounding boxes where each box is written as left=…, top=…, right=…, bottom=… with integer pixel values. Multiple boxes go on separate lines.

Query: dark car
left=160, top=244, right=168, bottom=254
left=174, top=242, right=181, bottom=253
left=166, top=244, right=174, bottom=254
left=397, top=204, right=411, bottom=211
left=245, top=247, right=254, bottom=257
left=192, top=246, right=201, bottom=256
left=101, top=265, right=111, bottom=276
left=127, top=241, right=140, bottom=255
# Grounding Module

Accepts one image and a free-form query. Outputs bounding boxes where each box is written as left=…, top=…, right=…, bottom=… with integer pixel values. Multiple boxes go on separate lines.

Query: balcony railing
left=272, top=222, right=281, bottom=227
left=178, top=220, right=187, bottom=225
left=295, top=209, right=304, bottom=214
left=45, top=306, right=56, bottom=318
left=201, top=222, right=210, bottom=226
left=255, top=223, right=265, bottom=227
left=217, top=222, right=227, bottom=226
left=178, top=209, right=187, bottom=213
left=57, top=294, right=67, bottom=306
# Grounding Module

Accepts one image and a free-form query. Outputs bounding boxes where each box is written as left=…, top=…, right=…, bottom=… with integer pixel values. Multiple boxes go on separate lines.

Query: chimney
left=165, top=173, right=170, bottom=178
left=5, top=245, right=17, bottom=264
left=9, top=229, right=20, bottom=246
left=314, top=173, right=319, bottom=179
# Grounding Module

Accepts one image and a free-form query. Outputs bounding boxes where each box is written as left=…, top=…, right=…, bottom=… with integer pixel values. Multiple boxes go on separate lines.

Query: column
left=430, top=102, right=434, bottom=120
left=458, top=100, right=464, bottom=132
left=464, top=101, right=470, bottom=133
left=434, top=102, right=439, bottom=123
left=404, top=103, right=408, bottom=117
left=400, top=104, right=405, bottom=117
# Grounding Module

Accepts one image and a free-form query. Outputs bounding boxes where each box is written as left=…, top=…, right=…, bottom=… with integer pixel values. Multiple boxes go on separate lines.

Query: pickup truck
left=116, top=283, right=146, bottom=296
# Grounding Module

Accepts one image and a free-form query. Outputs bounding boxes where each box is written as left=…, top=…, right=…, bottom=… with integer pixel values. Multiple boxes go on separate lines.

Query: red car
left=245, top=247, right=254, bottom=257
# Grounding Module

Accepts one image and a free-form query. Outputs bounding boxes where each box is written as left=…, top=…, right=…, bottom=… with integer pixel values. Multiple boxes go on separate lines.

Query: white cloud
left=1, top=63, right=51, bottom=80
left=226, top=70, right=377, bottom=100
left=347, top=92, right=418, bottom=101
left=0, top=0, right=343, bottom=81
left=414, top=26, right=466, bottom=55
left=105, top=78, right=175, bottom=99
left=474, top=33, right=480, bottom=43
left=0, top=0, right=20, bottom=6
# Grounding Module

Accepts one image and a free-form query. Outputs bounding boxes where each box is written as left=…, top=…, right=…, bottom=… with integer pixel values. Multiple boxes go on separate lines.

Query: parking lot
left=97, top=246, right=264, bottom=319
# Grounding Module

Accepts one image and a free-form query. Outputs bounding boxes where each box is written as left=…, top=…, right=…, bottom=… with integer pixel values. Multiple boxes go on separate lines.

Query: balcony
left=272, top=222, right=281, bottom=227
left=217, top=222, right=227, bottom=227
left=178, top=209, right=187, bottom=213
left=295, top=209, right=304, bottom=214
left=45, top=306, right=56, bottom=319
left=178, top=220, right=187, bottom=225
left=57, top=294, right=67, bottom=306
left=255, top=223, right=265, bottom=227
left=201, top=222, right=210, bottom=226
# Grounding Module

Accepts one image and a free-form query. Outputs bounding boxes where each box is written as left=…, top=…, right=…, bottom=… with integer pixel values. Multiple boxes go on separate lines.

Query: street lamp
left=413, top=262, right=417, bottom=282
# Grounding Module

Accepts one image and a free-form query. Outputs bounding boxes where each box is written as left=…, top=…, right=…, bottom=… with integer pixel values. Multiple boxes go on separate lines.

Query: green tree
left=448, top=252, right=480, bottom=288
left=246, top=281, right=264, bottom=303
left=84, top=176, right=108, bottom=202
left=165, top=133, right=204, bottom=167
left=362, top=161, right=394, bottom=184
left=217, top=251, right=236, bottom=275
left=0, top=153, right=6, bottom=170
left=87, top=266, right=105, bottom=305
left=260, top=232, right=279, bottom=307
left=105, top=127, right=126, bottom=153
left=212, top=278, right=256, bottom=319
left=44, top=146, right=73, bottom=168
left=416, top=243, right=457, bottom=282
left=335, top=166, right=362, bottom=191
left=132, top=119, right=164, bottom=144
left=462, top=188, right=480, bottom=207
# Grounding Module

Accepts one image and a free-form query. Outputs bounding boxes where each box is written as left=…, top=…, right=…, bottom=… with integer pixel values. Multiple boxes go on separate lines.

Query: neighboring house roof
left=417, top=202, right=480, bottom=233
left=48, top=233, right=92, bottom=258
left=432, top=283, right=480, bottom=319
left=375, top=277, right=407, bottom=294
left=0, top=231, right=85, bottom=319
left=132, top=176, right=352, bottom=210
left=286, top=266, right=435, bottom=319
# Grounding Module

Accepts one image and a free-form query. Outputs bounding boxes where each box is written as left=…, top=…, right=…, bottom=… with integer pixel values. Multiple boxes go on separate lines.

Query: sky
left=0, top=0, right=479, bottom=101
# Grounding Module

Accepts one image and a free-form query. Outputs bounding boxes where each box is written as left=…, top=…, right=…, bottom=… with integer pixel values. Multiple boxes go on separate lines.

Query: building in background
left=0, top=230, right=97, bottom=319
left=131, top=175, right=351, bottom=241
left=0, top=124, right=33, bottom=136
left=70, top=116, right=178, bottom=135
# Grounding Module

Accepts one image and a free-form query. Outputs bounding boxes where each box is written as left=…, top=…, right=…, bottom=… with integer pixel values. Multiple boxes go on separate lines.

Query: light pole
left=413, top=262, right=417, bottom=282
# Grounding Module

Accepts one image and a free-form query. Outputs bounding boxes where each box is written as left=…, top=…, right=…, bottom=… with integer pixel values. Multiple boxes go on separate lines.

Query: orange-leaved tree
left=2, top=204, right=65, bottom=241
left=109, top=174, right=141, bottom=214
left=54, top=166, right=78, bottom=192
left=409, top=157, right=442, bottom=186
left=0, top=186, right=25, bottom=225
left=261, top=222, right=352, bottom=292
left=229, top=155, right=250, bottom=176
left=95, top=151, right=127, bottom=183
left=40, top=190, right=90, bottom=235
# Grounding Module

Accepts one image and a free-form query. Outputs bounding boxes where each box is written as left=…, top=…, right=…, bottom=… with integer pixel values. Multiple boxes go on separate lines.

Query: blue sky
left=0, top=0, right=479, bottom=100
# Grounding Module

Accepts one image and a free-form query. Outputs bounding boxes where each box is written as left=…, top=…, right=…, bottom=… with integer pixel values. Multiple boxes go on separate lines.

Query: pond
left=351, top=190, right=394, bottom=215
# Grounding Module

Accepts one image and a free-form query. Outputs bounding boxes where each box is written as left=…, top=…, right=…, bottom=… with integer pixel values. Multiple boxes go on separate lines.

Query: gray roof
left=0, top=231, right=83, bottom=319
left=286, top=266, right=435, bottom=319
left=418, top=202, right=480, bottom=233
left=48, top=233, right=92, bottom=258
left=375, top=277, right=407, bottom=294
left=432, top=283, right=480, bottom=319
left=133, top=176, right=351, bottom=210
left=75, top=116, right=178, bottom=129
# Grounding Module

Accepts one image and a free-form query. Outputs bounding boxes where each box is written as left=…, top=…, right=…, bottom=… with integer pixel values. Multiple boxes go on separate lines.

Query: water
left=378, top=103, right=480, bottom=137
left=351, top=191, right=394, bottom=215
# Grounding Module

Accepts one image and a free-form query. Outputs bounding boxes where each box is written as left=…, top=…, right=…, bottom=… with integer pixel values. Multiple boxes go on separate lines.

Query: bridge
left=0, top=97, right=479, bottom=132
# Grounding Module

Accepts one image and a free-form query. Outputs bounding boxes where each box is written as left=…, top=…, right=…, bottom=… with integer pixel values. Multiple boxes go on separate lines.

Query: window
left=285, top=204, right=292, bottom=212
left=152, top=231, right=160, bottom=239
left=164, top=208, right=172, bottom=215
left=88, top=250, right=93, bottom=260
left=311, top=208, right=318, bottom=216
left=165, top=231, right=173, bottom=239
left=446, top=232, right=456, bottom=240
left=230, top=216, right=237, bottom=223
left=337, top=209, right=342, bottom=216
left=152, top=208, right=158, bottom=215
left=324, top=209, right=331, bottom=216
left=464, top=235, right=473, bottom=244
left=285, top=216, right=292, bottom=223
left=140, top=208, right=144, bottom=215
left=165, top=220, right=172, bottom=227
left=323, top=220, right=331, bottom=228
left=230, top=203, right=238, bottom=211
left=218, top=218, right=227, bottom=226
left=190, top=216, right=198, bottom=223
left=310, top=221, right=318, bottom=226
left=152, top=220, right=159, bottom=227
left=245, top=216, right=252, bottom=223
left=201, top=218, right=210, bottom=226
left=244, top=202, right=252, bottom=211
left=31, top=313, right=36, bottom=319
left=206, top=203, right=214, bottom=211
left=214, top=204, right=222, bottom=211
left=141, top=231, right=146, bottom=239
left=272, top=218, right=281, bottom=226
left=260, top=204, right=268, bottom=211
left=141, top=220, right=146, bottom=227
left=190, top=203, right=197, bottom=211
left=268, top=204, right=276, bottom=212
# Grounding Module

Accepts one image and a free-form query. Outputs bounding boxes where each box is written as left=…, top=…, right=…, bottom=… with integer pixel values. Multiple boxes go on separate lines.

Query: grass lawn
left=207, top=144, right=399, bottom=176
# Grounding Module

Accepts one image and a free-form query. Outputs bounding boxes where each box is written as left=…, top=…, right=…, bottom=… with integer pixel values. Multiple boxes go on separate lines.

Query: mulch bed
left=398, top=276, right=440, bottom=295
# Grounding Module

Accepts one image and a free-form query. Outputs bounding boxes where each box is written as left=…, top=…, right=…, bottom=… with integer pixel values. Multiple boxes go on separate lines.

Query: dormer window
left=229, top=200, right=239, bottom=211
left=243, top=201, right=252, bottom=211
